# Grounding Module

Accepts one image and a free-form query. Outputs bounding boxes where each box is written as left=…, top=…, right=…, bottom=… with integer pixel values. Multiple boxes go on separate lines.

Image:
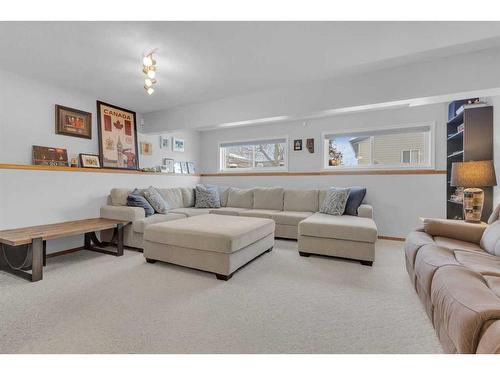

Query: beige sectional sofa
left=100, top=186, right=377, bottom=264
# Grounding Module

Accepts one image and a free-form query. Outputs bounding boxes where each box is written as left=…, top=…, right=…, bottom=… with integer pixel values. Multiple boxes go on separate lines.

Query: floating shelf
left=448, top=200, right=463, bottom=205
left=447, top=150, right=464, bottom=158
left=447, top=130, right=464, bottom=140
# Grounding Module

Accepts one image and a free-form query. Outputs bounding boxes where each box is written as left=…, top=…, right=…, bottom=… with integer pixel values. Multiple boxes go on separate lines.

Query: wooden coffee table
left=0, top=218, right=129, bottom=282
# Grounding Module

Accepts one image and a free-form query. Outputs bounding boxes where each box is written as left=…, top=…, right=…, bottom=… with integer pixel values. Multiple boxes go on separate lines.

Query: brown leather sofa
left=405, top=207, right=500, bottom=354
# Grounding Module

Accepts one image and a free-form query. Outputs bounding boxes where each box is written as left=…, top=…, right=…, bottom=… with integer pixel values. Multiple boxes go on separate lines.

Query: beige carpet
left=0, top=239, right=442, bottom=354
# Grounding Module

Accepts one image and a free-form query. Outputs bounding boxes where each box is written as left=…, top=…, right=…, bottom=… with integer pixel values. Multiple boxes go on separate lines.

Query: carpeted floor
left=0, top=239, right=442, bottom=354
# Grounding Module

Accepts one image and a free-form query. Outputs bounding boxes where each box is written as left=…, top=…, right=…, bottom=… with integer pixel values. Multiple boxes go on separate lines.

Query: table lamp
left=451, top=160, right=497, bottom=223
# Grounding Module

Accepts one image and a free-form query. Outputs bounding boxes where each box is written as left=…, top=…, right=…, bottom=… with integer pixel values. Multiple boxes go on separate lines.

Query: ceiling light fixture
left=142, top=49, right=157, bottom=95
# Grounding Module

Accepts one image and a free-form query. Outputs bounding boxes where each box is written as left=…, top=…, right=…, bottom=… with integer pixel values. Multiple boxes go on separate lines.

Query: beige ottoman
left=143, top=214, right=275, bottom=280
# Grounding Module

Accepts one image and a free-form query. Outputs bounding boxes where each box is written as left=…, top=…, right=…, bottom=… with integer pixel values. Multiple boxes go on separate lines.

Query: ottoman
left=143, top=214, right=275, bottom=280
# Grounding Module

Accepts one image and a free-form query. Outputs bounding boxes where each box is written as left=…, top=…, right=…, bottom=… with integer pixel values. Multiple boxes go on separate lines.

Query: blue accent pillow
left=195, top=185, right=221, bottom=208
left=344, top=186, right=366, bottom=216
left=127, top=189, right=155, bottom=217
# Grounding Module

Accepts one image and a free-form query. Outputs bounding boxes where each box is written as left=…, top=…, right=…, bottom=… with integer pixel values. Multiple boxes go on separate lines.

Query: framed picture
left=293, top=139, right=302, bottom=151
left=79, top=153, right=101, bottom=168
left=32, top=145, right=68, bottom=166
left=180, top=161, right=188, bottom=174
left=97, top=101, right=138, bottom=170
left=162, top=158, right=174, bottom=173
left=187, top=162, right=196, bottom=174
left=306, top=138, right=315, bottom=153
left=159, top=135, right=169, bottom=149
left=174, top=161, right=182, bottom=174
left=55, top=105, right=92, bottom=139
left=173, top=138, right=185, bottom=152
left=140, top=142, right=153, bottom=155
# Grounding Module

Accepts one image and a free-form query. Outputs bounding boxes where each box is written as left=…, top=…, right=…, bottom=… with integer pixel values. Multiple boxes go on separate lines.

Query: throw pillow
left=319, top=187, right=350, bottom=216
left=195, top=185, right=221, bottom=208
left=344, top=186, right=367, bottom=216
left=143, top=186, right=168, bottom=214
left=127, top=194, right=155, bottom=217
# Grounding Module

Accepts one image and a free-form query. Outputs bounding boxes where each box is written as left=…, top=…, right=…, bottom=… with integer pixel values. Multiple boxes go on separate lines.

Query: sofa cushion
left=127, top=193, right=155, bottom=217
left=110, top=188, right=131, bottom=206
left=168, top=208, right=211, bottom=217
left=157, top=188, right=184, bottom=209
left=480, top=220, right=500, bottom=256
left=319, top=187, right=350, bottom=216
left=180, top=187, right=195, bottom=207
left=209, top=207, right=248, bottom=216
left=144, top=214, right=275, bottom=253
left=253, top=187, right=284, bottom=210
left=299, top=212, right=377, bottom=243
left=133, top=213, right=186, bottom=233
left=423, top=218, right=487, bottom=245
left=218, top=186, right=231, bottom=207
left=143, top=186, right=168, bottom=214
left=283, top=189, right=318, bottom=212
left=227, top=187, right=253, bottom=209
left=434, top=237, right=483, bottom=253
left=271, top=211, right=314, bottom=226
left=344, top=186, right=366, bottom=216
left=195, top=185, right=221, bottom=208
left=239, top=209, right=281, bottom=219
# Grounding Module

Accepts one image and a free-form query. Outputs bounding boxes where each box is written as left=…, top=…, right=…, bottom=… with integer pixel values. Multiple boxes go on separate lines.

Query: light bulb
left=144, top=78, right=153, bottom=87
left=147, top=69, right=156, bottom=79
left=143, top=55, right=153, bottom=67
left=146, top=87, right=154, bottom=95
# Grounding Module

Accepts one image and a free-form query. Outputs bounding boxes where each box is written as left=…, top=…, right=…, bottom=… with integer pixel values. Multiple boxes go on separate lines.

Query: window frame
left=322, top=122, right=435, bottom=171
left=218, top=136, right=289, bottom=172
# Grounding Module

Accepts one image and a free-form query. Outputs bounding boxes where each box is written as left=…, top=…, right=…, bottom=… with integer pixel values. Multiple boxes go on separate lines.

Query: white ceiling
left=1, top=21, right=500, bottom=113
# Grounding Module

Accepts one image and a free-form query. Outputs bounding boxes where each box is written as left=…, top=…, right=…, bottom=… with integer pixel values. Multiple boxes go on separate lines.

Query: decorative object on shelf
left=174, top=161, right=182, bottom=174
left=180, top=161, right=188, bottom=174
left=142, top=49, right=158, bottom=95
left=140, top=142, right=153, bottom=155
left=70, top=157, right=78, bottom=168
left=173, top=138, right=185, bottom=152
left=187, top=162, right=196, bottom=174
left=140, top=167, right=160, bottom=173
left=79, top=153, right=101, bottom=168
left=55, top=105, right=92, bottom=139
left=161, top=158, right=174, bottom=173
left=293, top=139, right=302, bottom=151
left=97, top=101, right=138, bottom=170
left=32, top=145, right=68, bottom=166
left=451, top=160, right=497, bottom=223
left=159, top=135, right=169, bottom=149
left=306, top=138, right=314, bottom=153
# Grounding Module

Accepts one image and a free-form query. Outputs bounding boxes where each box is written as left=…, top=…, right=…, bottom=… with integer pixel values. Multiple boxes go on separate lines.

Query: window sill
left=202, top=169, right=446, bottom=177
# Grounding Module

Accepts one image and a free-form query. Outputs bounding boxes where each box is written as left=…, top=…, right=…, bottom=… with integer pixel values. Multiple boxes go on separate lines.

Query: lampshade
left=450, top=160, right=497, bottom=187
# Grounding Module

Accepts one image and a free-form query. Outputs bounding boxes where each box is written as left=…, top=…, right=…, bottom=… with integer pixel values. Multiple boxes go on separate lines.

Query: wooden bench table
left=0, top=218, right=129, bottom=282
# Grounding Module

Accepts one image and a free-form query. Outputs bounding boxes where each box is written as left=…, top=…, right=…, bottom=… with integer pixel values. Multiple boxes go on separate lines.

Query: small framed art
left=55, top=105, right=92, bottom=139
left=173, top=138, right=185, bottom=152
left=187, top=162, right=196, bottom=174
left=174, top=161, right=182, bottom=174
left=79, top=153, right=101, bottom=168
left=293, top=139, right=302, bottom=151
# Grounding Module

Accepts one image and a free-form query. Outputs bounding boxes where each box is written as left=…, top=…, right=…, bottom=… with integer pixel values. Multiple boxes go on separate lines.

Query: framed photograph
left=180, top=161, right=188, bottom=174
left=306, top=138, right=315, bottom=153
left=97, top=101, right=138, bottom=170
left=55, top=105, right=92, bottom=139
left=79, top=153, right=101, bottom=168
left=187, top=162, right=196, bottom=174
left=293, top=139, right=302, bottom=151
left=140, top=142, right=153, bottom=155
left=173, top=138, right=185, bottom=152
left=162, top=158, right=174, bottom=173
left=174, top=161, right=182, bottom=174
left=159, top=135, right=169, bottom=149
left=32, top=145, right=68, bottom=166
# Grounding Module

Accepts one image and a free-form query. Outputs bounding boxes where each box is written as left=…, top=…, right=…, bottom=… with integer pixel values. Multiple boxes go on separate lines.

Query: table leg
left=43, top=240, right=47, bottom=267
left=84, top=226, right=124, bottom=257
left=116, top=224, right=124, bottom=257
left=31, top=237, right=43, bottom=282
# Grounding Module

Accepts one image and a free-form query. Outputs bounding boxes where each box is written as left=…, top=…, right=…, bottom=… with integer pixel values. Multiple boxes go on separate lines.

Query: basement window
left=323, top=123, right=434, bottom=170
left=219, top=138, right=288, bottom=171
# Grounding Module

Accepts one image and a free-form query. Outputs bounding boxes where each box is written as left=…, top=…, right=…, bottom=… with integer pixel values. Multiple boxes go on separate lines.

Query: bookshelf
left=446, top=105, right=493, bottom=221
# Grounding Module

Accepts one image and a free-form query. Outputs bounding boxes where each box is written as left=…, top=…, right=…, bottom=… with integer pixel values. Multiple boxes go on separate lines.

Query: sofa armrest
left=100, top=205, right=145, bottom=222
left=422, top=218, right=487, bottom=245
left=477, top=320, right=500, bottom=354
left=358, top=204, right=373, bottom=219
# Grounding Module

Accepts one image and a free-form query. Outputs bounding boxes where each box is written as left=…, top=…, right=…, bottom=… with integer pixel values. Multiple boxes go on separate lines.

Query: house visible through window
left=220, top=138, right=287, bottom=171
left=324, top=124, right=432, bottom=169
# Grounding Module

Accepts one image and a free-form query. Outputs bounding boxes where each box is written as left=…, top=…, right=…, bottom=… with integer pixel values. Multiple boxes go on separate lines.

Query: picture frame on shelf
left=162, top=158, right=175, bottom=173
left=96, top=100, right=139, bottom=170
left=187, top=162, right=196, bottom=174
left=32, top=145, right=69, bottom=166
left=55, top=104, right=92, bottom=139
left=180, top=161, right=188, bottom=174
left=173, top=137, right=185, bottom=152
left=174, top=161, right=182, bottom=174
left=79, top=153, right=101, bottom=168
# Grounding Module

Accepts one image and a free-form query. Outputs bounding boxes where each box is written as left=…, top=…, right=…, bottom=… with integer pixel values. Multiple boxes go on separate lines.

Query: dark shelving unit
left=446, top=105, right=493, bottom=221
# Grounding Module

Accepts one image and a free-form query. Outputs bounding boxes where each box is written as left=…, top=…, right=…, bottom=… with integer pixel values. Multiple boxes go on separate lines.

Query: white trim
left=218, top=136, right=289, bottom=172
left=322, top=121, right=436, bottom=171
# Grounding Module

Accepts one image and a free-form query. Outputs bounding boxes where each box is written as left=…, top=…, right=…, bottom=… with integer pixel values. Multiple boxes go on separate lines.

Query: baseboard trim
left=377, top=236, right=405, bottom=242
left=46, top=246, right=83, bottom=258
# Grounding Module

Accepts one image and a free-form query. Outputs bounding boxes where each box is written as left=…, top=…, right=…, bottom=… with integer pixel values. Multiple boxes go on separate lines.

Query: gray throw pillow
left=319, top=187, right=350, bottom=216
left=195, top=185, right=221, bottom=208
left=143, top=186, right=168, bottom=214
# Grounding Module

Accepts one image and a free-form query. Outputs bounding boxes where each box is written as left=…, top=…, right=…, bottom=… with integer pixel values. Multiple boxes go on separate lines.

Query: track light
left=142, top=50, right=158, bottom=95
left=146, top=87, right=154, bottom=95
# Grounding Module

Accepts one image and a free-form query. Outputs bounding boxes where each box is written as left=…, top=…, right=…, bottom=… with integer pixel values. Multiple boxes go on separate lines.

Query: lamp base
left=463, top=188, right=484, bottom=223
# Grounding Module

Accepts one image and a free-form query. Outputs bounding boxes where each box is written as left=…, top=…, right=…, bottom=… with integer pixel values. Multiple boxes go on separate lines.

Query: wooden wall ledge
left=201, top=169, right=446, bottom=177
left=0, top=163, right=200, bottom=176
